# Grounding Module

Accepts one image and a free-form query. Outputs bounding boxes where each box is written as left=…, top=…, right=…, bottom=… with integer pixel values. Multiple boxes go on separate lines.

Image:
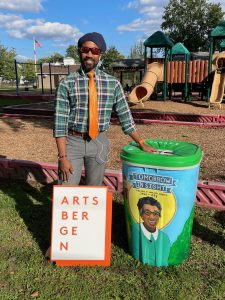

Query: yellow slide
left=209, top=52, right=225, bottom=109
left=209, top=71, right=225, bottom=109
left=128, top=62, right=164, bottom=106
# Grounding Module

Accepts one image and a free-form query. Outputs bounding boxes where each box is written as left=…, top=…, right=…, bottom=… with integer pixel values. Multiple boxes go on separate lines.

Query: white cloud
left=0, top=0, right=43, bottom=12
left=128, top=0, right=167, bottom=12
left=118, top=0, right=167, bottom=36
left=15, top=54, right=30, bottom=62
left=0, top=14, right=38, bottom=30
left=118, top=18, right=160, bottom=32
left=119, top=0, right=225, bottom=37
left=26, top=22, right=82, bottom=42
left=0, top=13, right=82, bottom=43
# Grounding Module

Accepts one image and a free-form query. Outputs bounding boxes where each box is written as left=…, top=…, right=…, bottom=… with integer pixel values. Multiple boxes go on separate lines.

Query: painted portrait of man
left=130, top=196, right=171, bottom=267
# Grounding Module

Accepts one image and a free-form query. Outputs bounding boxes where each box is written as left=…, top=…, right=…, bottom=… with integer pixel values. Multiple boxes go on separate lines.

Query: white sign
left=51, top=186, right=112, bottom=266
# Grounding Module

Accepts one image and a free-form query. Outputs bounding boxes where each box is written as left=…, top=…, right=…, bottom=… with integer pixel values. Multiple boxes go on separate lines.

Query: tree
left=161, top=0, right=224, bottom=52
left=66, top=45, right=80, bottom=63
left=0, top=43, right=16, bottom=81
left=38, top=52, right=64, bottom=63
left=101, top=46, right=125, bottom=74
left=20, top=59, right=36, bottom=83
left=127, top=41, right=145, bottom=59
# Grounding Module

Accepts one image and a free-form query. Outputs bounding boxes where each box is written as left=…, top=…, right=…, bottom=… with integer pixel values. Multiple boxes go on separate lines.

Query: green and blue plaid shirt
left=53, top=67, right=136, bottom=137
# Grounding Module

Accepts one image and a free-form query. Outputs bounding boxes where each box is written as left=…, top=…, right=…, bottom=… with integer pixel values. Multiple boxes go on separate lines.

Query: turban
left=78, top=32, right=107, bottom=53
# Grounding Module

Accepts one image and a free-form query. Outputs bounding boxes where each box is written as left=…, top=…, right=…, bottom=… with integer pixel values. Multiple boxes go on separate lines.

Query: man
left=131, top=197, right=171, bottom=267
left=54, top=32, right=156, bottom=185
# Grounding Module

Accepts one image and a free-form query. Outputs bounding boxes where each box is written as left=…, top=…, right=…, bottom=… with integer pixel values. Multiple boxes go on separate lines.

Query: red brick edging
left=0, top=158, right=224, bottom=210
left=1, top=108, right=225, bottom=127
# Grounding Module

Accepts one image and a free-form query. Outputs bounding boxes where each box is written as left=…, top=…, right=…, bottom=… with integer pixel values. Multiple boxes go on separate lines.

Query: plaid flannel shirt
left=53, top=67, right=136, bottom=137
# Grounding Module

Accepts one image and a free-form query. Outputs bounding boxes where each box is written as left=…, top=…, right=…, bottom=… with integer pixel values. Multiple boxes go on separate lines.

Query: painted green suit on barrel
left=131, top=223, right=171, bottom=267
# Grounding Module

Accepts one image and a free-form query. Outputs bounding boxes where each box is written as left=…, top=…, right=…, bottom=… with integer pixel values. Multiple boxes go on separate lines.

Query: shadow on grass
left=214, top=210, right=225, bottom=228
left=111, top=201, right=129, bottom=254
left=192, top=218, right=225, bottom=251
left=0, top=178, right=53, bottom=255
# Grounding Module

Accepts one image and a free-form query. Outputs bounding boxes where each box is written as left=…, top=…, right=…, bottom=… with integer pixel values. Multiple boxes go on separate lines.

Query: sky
left=0, top=0, right=225, bottom=61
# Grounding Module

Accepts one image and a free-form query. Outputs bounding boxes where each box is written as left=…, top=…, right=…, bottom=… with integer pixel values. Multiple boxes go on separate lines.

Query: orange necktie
left=87, top=72, right=99, bottom=139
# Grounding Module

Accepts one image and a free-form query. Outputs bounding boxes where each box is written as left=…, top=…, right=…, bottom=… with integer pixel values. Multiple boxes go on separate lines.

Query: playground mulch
left=0, top=99, right=225, bottom=182
left=130, top=97, right=225, bottom=113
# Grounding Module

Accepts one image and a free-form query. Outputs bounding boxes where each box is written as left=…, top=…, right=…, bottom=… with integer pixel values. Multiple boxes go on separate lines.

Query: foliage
left=19, top=59, right=36, bottom=83
left=161, top=0, right=224, bottom=51
left=38, top=52, right=64, bottom=64
left=168, top=206, right=195, bottom=265
left=0, top=181, right=225, bottom=299
left=102, top=46, right=125, bottom=74
left=0, top=43, right=17, bottom=81
left=65, top=45, right=80, bottom=63
left=127, top=41, right=145, bottom=59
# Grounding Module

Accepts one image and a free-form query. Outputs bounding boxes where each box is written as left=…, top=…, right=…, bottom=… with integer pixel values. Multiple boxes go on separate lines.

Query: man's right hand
left=58, top=158, right=74, bottom=182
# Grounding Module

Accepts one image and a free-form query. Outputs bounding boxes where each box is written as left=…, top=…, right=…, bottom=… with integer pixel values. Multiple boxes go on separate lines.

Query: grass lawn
left=0, top=98, right=43, bottom=107
left=0, top=179, right=224, bottom=300
left=0, top=87, right=55, bottom=96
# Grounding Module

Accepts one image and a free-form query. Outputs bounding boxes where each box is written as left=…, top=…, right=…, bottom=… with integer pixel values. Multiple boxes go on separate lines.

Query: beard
left=81, top=57, right=99, bottom=72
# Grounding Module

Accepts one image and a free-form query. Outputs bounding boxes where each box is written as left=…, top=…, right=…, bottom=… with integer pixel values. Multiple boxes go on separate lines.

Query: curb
left=0, top=158, right=224, bottom=210
left=1, top=107, right=225, bottom=126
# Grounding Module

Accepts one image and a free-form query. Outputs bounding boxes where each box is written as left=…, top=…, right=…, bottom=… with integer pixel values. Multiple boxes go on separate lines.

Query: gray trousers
left=60, top=131, right=109, bottom=186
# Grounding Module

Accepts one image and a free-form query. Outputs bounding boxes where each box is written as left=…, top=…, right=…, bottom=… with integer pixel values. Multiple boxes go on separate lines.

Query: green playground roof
left=171, top=42, right=190, bottom=55
left=220, top=40, right=225, bottom=48
left=211, top=20, right=225, bottom=38
left=144, top=31, right=173, bottom=48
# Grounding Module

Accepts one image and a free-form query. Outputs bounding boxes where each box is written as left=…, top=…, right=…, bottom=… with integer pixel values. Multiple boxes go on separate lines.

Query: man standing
left=54, top=32, right=156, bottom=185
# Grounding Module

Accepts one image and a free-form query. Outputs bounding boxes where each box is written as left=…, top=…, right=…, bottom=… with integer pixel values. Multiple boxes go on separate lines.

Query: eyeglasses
left=143, top=210, right=160, bottom=217
left=79, top=47, right=101, bottom=55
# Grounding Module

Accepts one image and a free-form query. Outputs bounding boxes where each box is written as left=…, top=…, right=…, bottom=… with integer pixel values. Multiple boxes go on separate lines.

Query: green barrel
left=121, top=139, right=203, bottom=267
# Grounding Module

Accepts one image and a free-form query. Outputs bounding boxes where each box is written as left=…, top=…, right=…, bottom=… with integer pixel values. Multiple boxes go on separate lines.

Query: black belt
left=68, top=129, right=89, bottom=138
left=68, top=129, right=105, bottom=139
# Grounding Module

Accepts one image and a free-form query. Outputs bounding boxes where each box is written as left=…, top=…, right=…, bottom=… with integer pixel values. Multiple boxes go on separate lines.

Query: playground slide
left=209, top=70, right=225, bottom=108
left=128, top=62, right=164, bottom=105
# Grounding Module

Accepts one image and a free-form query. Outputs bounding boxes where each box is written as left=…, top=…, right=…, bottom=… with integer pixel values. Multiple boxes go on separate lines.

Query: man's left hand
left=140, top=143, right=157, bottom=153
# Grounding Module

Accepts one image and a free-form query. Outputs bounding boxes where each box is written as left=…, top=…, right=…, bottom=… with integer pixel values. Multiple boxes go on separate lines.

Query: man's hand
left=128, top=131, right=157, bottom=154
left=139, top=143, right=157, bottom=153
left=58, top=158, right=74, bottom=182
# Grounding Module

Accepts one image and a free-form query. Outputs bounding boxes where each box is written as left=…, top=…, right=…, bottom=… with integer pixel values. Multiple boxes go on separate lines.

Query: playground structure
left=128, top=23, right=225, bottom=108
left=209, top=52, right=225, bottom=109
left=129, top=62, right=164, bottom=103
left=128, top=59, right=209, bottom=105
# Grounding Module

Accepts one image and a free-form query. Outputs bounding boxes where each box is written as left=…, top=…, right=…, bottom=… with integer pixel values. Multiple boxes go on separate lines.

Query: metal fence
left=0, top=60, right=73, bottom=96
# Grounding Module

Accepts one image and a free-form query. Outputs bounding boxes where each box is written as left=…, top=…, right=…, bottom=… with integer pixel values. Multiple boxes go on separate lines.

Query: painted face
left=141, top=204, right=160, bottom=233
left=79, top=41, right=102, bottom=72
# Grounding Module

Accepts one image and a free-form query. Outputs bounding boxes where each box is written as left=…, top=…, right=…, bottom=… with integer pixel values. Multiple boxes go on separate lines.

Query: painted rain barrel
left=121, top=139, right=203, bottom=267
